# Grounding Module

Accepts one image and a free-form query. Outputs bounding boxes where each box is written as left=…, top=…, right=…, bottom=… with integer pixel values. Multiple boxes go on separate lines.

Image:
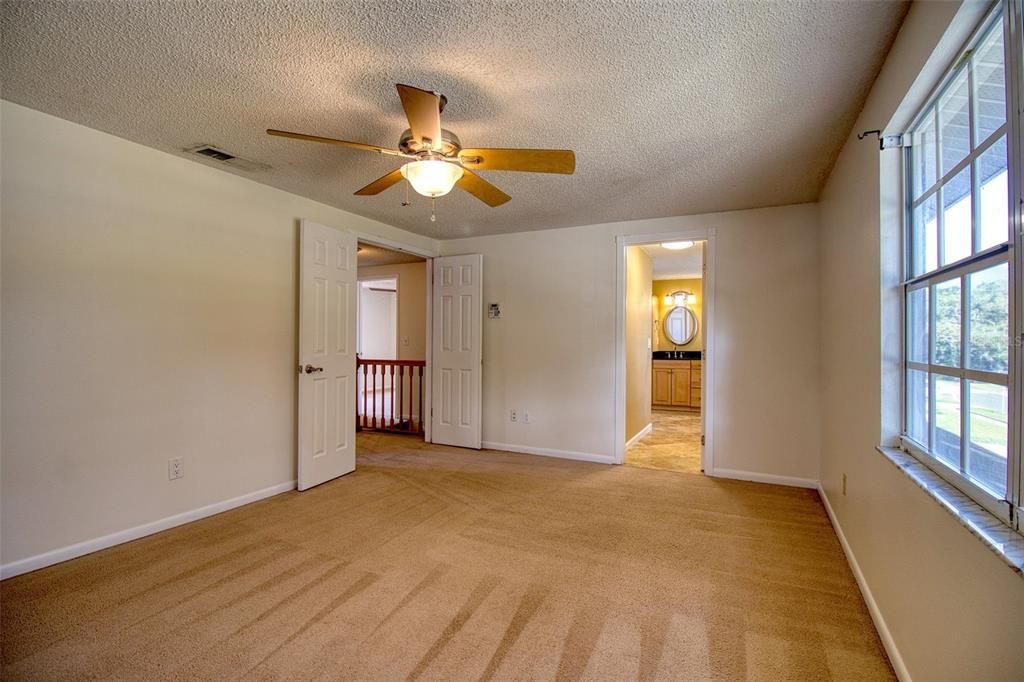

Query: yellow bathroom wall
left=652, top=278, right=702, bottom=351
left=625, top=246, right=653, bottom=441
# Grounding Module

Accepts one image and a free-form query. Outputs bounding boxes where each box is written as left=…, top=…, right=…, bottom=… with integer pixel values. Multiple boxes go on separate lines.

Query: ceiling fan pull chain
left=431, top=197, right=437, bottom=222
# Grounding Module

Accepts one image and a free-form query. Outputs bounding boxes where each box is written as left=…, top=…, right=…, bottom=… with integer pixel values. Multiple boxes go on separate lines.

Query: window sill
left=876, top=446, right=1024, bottom=578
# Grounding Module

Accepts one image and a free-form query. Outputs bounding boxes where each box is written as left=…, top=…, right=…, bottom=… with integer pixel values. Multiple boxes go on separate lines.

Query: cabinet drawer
left=653, top=359, right=690, bottom=370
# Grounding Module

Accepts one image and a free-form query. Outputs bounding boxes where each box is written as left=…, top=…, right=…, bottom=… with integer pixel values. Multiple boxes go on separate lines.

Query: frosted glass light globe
left=400, top=160, right=464, bottom=198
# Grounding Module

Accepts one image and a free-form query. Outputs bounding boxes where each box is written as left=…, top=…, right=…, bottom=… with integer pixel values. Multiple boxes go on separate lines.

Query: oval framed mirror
left=664, top=306, right=698, bottom=345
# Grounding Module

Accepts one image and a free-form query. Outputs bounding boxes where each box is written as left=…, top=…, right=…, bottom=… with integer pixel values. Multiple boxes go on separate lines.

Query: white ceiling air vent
left=184, top=144, right=270, bottom=173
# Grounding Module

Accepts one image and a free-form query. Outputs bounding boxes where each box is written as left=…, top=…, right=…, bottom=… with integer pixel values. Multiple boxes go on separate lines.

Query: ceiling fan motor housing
left=399, top=128, right=462, bottom=157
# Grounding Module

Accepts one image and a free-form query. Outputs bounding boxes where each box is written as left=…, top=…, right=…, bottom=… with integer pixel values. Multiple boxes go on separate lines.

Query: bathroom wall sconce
left=663, top=290, right=694, bottom=306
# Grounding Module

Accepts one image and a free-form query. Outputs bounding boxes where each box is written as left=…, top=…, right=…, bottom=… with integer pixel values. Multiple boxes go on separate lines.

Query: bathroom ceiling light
left=661, top=240, right=694, bottom=251
left=660, top=240, right=694, bottom=250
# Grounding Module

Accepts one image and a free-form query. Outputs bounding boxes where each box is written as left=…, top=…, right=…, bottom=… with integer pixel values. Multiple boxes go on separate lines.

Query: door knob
left=304, top=364, right=324, bottom=374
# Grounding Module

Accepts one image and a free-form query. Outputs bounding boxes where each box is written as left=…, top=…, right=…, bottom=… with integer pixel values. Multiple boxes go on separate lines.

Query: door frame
left=613, top=228, right=716, bottom=472
left=348, top=231, right=436, bottom=444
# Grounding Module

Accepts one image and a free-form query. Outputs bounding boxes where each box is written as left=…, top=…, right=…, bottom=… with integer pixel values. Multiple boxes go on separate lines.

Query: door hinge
left=701, top=435, right=705, bottom=446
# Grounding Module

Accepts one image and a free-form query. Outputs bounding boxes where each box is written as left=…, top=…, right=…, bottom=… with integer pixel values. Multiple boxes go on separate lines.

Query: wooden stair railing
left=356, top=358, right=426, bottom=435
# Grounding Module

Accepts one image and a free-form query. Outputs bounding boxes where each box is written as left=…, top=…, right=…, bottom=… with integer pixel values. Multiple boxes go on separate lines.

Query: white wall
left=0, top=101, right=437, bottom=568
left=441, top=203, right=821, bottom=480
left=358, top=284, right=398, bottom=360
left=358, top=262, right=427, bottom=361
left=818, top=1, right=1024, bottom=679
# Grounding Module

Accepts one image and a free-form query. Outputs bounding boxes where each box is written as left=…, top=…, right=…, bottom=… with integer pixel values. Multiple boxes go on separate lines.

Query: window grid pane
left=939, top=69, right=971, bottom=177
left=907, top=369, right=930, bottom=447
left=972, top=22, right=1006, bottom=146
left=911, top=195, right=939, bottom=276
left=911, top=114, right=938, bottom=198
left=967, top=381, right=1008, bottom=496
left=967, top=262, right=1009, bottom=372
left=976, top=135, right=1009, bottom=250
left=907, top=287, right=929, bottom=363
left=940, top=167, right=973, bottom=265
left=933, top=374, right=962, bottom=468
left=933, top=278, right=962, bottom=367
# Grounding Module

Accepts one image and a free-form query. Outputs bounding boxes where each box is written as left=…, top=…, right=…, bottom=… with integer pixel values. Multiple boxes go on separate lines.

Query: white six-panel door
left=297, top=220, right=357, bottom=490
left=431, top=255, right=482, bottom=449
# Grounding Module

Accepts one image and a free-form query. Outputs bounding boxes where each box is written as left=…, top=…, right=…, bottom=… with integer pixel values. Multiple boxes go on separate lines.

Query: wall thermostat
left=488, top=303, right=501, bottom=319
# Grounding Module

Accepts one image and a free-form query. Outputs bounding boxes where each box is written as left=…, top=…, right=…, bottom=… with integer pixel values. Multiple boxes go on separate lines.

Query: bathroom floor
left=627, top=410, right=702, bottom=474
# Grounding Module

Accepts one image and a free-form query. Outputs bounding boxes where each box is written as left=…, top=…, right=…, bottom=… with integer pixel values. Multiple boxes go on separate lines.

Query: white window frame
left=900, top=0, right=1024, bottom=532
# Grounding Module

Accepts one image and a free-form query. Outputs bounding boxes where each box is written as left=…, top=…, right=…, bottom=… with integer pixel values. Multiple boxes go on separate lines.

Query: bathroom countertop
left=652, top=351, right=702, bottom=360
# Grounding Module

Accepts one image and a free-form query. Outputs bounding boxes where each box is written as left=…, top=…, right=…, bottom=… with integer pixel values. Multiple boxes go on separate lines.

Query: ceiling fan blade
left=266, top=129, right=406, bottom=157
left=457, top=169, right=511, bottom=207
left=458, top=148, right=575, bottom=174
left=354, top=168, right=405, bottom=196
left=396, top=84, right=443, bottom=152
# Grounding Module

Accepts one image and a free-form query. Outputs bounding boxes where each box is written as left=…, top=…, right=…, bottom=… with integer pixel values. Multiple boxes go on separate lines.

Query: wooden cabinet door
left=652, top=368, right=673, bottom=406
left=671, top=369, right=691, bottom=406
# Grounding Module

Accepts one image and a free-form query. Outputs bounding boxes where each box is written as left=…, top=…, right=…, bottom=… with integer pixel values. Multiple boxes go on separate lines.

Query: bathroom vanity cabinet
left=652, top=359, right=701, bottom=409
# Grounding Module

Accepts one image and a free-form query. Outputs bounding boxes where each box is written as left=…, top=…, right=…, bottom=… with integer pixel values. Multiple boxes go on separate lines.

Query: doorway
left=297, top=224, right=484, bottom=490
left=356, top=242, right=429, bottom=438
left=615, top=231, right=714, bottom=473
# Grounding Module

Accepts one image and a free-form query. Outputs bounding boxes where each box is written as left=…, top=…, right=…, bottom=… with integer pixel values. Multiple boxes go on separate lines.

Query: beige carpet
left=1, top=433, right=893, bottom=681
left=627, top=410, right=703, bottom=474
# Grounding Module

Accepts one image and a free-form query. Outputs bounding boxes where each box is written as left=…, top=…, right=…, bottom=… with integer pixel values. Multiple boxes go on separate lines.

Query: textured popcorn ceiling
left=0, top=1, right=907, bottom=239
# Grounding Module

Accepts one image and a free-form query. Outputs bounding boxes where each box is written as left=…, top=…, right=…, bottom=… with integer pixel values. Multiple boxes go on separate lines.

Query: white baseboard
left=709, top=467, right=818, bottom=489
left=818, top=485, right=910, bottom=682
left=625, top=423, right=653, bottom=449
left=0, top=480, right=296, bottom=580
left=481, top=441, right=615, bottom=465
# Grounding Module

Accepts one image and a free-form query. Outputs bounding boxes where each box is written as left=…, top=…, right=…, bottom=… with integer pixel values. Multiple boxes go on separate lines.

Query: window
left=902, top=2, right=1022, bottom=528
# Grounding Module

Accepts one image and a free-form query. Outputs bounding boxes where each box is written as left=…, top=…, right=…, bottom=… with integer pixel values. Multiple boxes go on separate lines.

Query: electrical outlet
left=169, top=457, right=184, bottom=481
left=522, top=411, right=530, bottom=424
left=510, top=409, right=518, bottom=423
left=842, top=473, right=847, bottom=496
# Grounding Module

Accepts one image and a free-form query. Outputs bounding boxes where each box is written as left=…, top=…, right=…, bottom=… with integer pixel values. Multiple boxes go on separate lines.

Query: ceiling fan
left=267, top=84, right=575, bottom=216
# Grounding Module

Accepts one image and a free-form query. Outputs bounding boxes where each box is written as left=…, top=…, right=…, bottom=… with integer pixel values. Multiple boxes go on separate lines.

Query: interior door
left=431, top=254, right=482, bottom=449
left=297, top=220, right=357, bottom=490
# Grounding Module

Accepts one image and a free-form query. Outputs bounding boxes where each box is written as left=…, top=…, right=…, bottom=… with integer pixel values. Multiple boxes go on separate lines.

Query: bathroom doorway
left=616, top=233, right=713, bottom=473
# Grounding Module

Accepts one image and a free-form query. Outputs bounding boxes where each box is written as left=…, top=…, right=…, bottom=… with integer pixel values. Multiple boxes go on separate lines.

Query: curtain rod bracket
left=858, top=129, right=908, bottom=150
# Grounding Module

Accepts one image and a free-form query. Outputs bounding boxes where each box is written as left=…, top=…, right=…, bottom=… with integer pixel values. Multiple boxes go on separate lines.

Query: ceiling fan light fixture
left=661, top=240, right=694, bottom=251
left=400, top=159, right=463, bottom=198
